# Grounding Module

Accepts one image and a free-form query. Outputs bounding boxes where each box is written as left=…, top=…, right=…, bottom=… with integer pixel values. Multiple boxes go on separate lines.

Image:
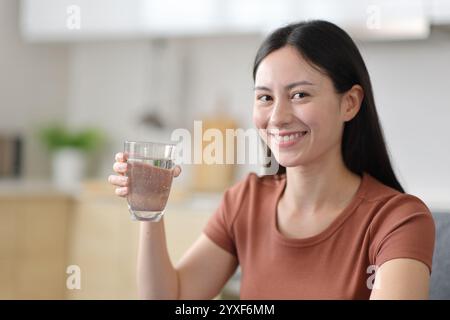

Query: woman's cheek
left=252, top=107, right=269, bottom=129
left=292, top=108, right=315, bottom=131
left=308, top=117, right=338, bottom=150
left=253, top=108, right=271, bottom=145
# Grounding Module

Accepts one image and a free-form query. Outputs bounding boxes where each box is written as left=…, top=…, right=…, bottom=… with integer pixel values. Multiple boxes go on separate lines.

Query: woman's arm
left=175, top=233, right=239, bottom=299
left=369, top=258, right=430, bottom=300
left=137, top=220, right=238, bottom=300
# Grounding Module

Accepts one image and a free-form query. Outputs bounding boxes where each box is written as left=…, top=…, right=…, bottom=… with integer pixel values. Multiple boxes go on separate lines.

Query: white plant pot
left=52, top=148, right=86, bottom=193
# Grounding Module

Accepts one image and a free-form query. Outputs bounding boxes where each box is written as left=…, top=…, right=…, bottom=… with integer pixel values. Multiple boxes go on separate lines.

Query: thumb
left=173, top=165, right=182, bottom=178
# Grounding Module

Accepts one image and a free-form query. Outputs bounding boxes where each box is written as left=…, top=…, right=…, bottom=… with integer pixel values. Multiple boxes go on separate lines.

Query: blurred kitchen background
left=1, top=0, right=450, bottom=299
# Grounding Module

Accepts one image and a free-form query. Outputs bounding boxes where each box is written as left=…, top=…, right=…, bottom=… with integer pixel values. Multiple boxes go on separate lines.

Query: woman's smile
left=268, top=130, right=309, bottom=148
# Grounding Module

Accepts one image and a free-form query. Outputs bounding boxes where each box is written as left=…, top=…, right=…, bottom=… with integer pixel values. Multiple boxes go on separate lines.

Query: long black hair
left=253, top=20, right=404, bottom=193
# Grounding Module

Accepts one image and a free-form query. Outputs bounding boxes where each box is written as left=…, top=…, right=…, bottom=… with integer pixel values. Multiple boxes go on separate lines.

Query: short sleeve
left=203, top=189, right=238, bottom=257
left=369, top=195, right=436, bottom=273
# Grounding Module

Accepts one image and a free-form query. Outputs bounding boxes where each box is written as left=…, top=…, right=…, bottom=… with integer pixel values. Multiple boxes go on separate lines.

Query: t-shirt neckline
left=271, top=172, right=369, bottom=247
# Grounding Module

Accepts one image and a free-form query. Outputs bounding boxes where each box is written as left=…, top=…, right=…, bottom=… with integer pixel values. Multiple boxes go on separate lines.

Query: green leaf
left=38, top=124, right=104, bottom=153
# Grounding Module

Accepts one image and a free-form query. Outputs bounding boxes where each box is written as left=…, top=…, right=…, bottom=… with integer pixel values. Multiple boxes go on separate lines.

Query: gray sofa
left=430, top=212, right=450, bottom=299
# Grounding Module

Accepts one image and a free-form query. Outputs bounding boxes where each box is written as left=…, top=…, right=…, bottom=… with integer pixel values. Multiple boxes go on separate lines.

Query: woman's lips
left=268, top=131, right=308, bottom=148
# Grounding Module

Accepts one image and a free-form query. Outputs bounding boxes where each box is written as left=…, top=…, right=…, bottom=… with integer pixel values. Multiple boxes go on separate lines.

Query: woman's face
left=253, top=45, right=356, bottom=169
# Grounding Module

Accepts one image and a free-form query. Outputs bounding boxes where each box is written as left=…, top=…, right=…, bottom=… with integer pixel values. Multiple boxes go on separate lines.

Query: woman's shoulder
left=361, top=174, right=436, bottom=269
left=362, top=172, right=431, bottom=215
left=361, top=173, right=434, bottom=243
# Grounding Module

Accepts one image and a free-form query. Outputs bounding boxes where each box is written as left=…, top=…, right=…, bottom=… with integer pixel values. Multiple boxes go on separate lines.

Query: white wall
left=176, top=35, right=264, bottom=179
left=181, top=35, right=261, bottom=126
left=66, top=40, right=154, bottom=178
left=60, top=27, right=450, bottom=210
left=65, top=35, right=264, bottom=185
left=359, top=28, right=450, bottom=210
left=0, top=0, right=69, bottom=179
left=1, top=0, right=447, bottom=211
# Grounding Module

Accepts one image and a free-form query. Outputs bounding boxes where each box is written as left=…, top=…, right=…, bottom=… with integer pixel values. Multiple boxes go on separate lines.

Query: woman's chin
left=274, top=157, right=304, bottom=169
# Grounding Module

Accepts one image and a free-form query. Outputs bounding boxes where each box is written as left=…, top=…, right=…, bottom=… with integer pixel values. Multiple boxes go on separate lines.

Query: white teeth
left=271, top=131, right=307, bottom=143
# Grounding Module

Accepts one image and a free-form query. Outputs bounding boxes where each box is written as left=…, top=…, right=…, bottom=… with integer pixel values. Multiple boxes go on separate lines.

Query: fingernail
left=117, top=187, right=125, bottom=194
left=118, top=163, right=127, bottom=170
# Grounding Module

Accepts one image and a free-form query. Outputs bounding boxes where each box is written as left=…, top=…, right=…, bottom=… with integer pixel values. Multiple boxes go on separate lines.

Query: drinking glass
left=124, top=141, right=176, bottom=222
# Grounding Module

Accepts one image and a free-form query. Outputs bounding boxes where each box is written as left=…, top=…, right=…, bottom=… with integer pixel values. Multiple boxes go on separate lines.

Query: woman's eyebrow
left=254, top=80, right=315, bottom=91
left=285, top=80, right=315, bottom=90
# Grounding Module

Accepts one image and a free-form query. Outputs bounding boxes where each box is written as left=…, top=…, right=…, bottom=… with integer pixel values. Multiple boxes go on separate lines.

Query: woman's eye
left=292, top=92, right=309, bottom=99
left=257, top=95, right=272, bottom=102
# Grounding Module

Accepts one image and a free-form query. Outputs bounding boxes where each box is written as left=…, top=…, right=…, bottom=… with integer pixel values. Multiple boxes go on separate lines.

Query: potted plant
left=39, top=124, right=104, bottom=193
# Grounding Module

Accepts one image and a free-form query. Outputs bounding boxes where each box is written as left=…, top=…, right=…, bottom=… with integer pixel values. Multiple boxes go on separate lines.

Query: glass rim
left=124, top=140, right=177, bottom=147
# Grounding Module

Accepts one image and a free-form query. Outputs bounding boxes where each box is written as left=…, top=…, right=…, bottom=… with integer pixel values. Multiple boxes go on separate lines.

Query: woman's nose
left=269, top=100, right=293, bottom=127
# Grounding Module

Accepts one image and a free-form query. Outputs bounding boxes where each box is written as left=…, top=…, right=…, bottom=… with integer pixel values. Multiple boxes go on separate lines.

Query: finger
left=108, top=175, right=128, bottom=187
left=115, top=187, right=128, bottom=197
left=115, top=152, right=129, bottom=162
left=115, top=152, right=123, bottom=162
left=173, top=165, right=182, bottom=177
left=113, top=162, right=128, bottom=174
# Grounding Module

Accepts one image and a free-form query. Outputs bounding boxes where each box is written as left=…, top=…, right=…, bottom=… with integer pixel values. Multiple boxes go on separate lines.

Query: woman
left=108, top=20, right=435, bottom=299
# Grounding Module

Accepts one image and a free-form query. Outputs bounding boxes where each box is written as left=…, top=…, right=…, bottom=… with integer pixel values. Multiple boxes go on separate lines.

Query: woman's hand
left=108, top=152, right=181, bottom=198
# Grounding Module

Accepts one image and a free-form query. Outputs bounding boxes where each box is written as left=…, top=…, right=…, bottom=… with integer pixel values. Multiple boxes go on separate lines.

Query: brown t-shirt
left=203, top=172, right=435, bottom=299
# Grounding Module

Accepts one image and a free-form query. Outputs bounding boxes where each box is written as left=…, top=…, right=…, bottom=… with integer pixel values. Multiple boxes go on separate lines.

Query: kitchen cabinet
left=20, top=0, right=228, bottom=41
left=22, top=0, right=450, bottom=42
left=66, top=184, right=218, bottom=299
left=21, top=0, right=145, bottom=41
left=0, top=180, right=218, bottom=299
left=0, top=192, right=73, bottom=299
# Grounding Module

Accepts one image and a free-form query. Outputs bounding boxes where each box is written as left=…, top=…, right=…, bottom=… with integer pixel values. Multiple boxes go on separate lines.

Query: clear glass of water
left=124, top=141, right=176, bottom=222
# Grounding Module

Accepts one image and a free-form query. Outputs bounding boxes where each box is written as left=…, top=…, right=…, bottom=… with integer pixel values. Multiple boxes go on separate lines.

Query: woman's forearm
left=137, top=218, right=179, bottom=299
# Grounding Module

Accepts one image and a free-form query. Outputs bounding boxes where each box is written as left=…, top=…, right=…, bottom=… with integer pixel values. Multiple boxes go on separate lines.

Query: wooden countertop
left=0, top=178, right=223, bottom=212
left=0, top=178, right=74, bottom=199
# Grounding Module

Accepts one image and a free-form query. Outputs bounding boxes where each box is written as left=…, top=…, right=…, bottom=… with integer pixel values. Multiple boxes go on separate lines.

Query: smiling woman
left=204, top=20, right=435, bottom=300
left=252, top=21, right=404, bottom=186
left=108, top=20, right=436, bottom=300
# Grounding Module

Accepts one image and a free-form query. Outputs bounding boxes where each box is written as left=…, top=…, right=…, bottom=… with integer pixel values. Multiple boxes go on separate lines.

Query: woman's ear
left=340, top=84, right=364, bottom=122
